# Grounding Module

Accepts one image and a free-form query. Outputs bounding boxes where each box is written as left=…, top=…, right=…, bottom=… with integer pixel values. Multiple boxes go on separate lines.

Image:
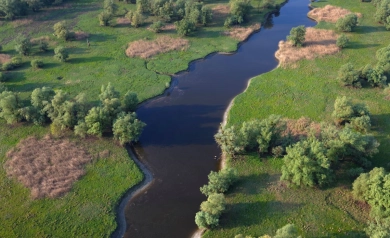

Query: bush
left=200, top=168, right=238, bottom=196
left=376, top=44, right=390, bottom=71
left=14, top=36, right=32, bottom=56
left=38, top=40, right=49, bottom=51
left=287, top=25, right=306, bottom=47
left=112, top=112, right=146, bottom=145
left=229, top=0, right=252, bottom=24
left=274, top=224, right=300, bottom=238
left=11, top=57, right=22, bottom=68
left=346, top=167, right=364, bottom=178
left=361, top=64, right=387, bottom=87
left=98, top=11, right=113, bottom=26
left=131, top=12, right=144, bottom=28
left=2, top=62, right=14, bottom=71
left=122, top=91, right=138, bottom=112
left=201, top=6, right=213, bottom=26
left=31, top=59, right=43, bottom=69
left=0, top=72, right=5, bottom=82
left=272, top=145, right=285, bottom=157
left=336, top=34, right=349, bottom=48
left=175, top=18, right=196, bottom=36
left=195, top=193, right=226, bottom=229
left=54, top=46, right=69, bottom=62
left=337, top=63, right=361, bottom=87
left=0, top=90, right=22, bottom=124
left=53, top=21, right=69, bottom=40
left=150, top=21, right=165, bottom=33
left=336, top=14, right=358, bottom=32
left=214, top=126, right=244, bottom=157
left=375, top=0, right=390, bottom=23
left=332, top=96, right=370, bottom=126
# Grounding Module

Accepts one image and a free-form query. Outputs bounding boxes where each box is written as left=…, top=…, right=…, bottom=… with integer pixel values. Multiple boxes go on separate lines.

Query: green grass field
left=205, top=0, right=390, bottom=237
left=0, top=0, right=285, bottom=236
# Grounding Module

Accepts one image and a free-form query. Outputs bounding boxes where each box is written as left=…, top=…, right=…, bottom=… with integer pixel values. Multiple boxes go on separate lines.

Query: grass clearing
left=205, top=0, right=390, bottom=237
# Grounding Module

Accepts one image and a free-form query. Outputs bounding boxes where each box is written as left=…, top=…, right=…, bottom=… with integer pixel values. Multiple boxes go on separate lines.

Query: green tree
left=229, top=0, right=252, bottom=24
left=150, top=21, right=165, bottom=33
left=376, top=44, right=390, bottom=71
left=200, top=6, right=213, bottom=26
left=337, top=63, right=361, bottom=87
left=85, top=106, right=110, bottom=137
left=14, top=36, right=32, bottom=56
left=54, top=46, right=69, bottom=62
left=131, top=12, right=144, bottom=27
left=280, top=138, right=333, bottom=187
left=274, top=224, right=300, bottom=238
left=53, top=21, right=69, bottom=41
left=195, top=193, right=226, bottom=229
left=122, top=91, right=138, bottom=112
left=0, top=90, right=22, bottom=124
left=104, top=0, right=117, bottom=14
left=287, top=25, right=306, bottom=47
left=336, top=14, right=358, bottom=32
left=113, top=112, right=146, bottom=145
left=375, top=0, right=390, bottom=23
left=175, top=18, right=196, bottom=36
left=0, top=0, right=26, bottom=19
left=31, top=59, right=43, bottom=69
left=361, top=64, right=387, bottom=87
left=98, top=11, right=113, bottom=26
left=365, top=218, right=390, bottom=238
left=214, top=125, right=244, bottom=158
left=332, top=96, right=370, bottom=126
left=136, top=0, right=149, bottom=13
left=200, top=168, right=238, bottom=196
left=336, top=34, right=349, bottom=48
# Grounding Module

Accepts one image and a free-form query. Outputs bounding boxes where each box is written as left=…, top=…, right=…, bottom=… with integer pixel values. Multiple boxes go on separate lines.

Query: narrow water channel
left=123, top=0, right=315, bottom=237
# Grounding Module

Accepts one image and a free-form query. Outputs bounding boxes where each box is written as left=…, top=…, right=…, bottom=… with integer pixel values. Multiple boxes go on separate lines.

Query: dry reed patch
left=212, top=5, right=230, bottom=20
left=74, top=31, right=90, bottom=40
left=12, top=18, right=33, bottom=27
left=283, top=117, right=321, bottom=141
left=126, top=36, right=189, bottom=59
left=5, top=135, right=92, bottom=199
left=308, top=5, right=360, bottom=23
left=0, top=54, right=11, bottom=64
left=275, top=27, right=339, bottom=67
left=30, top=36, right=50, bottom=44
left=116, top=17, right=131, bottom=25
left=223, top=23, right=261, bottom=41
left=161, top=24, right=176, bottom=31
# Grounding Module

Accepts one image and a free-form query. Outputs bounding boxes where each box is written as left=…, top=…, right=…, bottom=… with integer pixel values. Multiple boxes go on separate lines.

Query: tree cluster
left=286, top=25, right=306, bottom=47
left=0, top=0, right=64, bottom=20
left=224, top=0, right=252, bottom=27
left=235, top=223, right=301, bottom=238
left=0, top=83, right=145, bottom=145
left=336, top=13, right=358, bottom=32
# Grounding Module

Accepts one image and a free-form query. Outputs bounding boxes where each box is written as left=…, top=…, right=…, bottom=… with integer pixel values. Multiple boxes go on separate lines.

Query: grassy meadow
left=204, top=0, right=390, bottom=237
left=0, top=0, right=286, bottom=236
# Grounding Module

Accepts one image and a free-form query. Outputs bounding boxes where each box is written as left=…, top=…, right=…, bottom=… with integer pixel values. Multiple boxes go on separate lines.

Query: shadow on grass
left=6, top=71, right=26, bottom=83
left=43, top=62, right=61, bottom=69
left=69, top=56, right=111, bottom=64
left=355, top=25, right=387, bottom=34
left=9, top=82, right=58, bottom=92
left=348, top=42, right=380, bottom=49
left=90, top=33, right=117, bottom=42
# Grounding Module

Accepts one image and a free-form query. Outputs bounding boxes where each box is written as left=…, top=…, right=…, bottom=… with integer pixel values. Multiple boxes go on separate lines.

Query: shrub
left=336, top=34, right=349, bottom=48
left=332, top=96, right=370, bottom=126
left=0, top=90, right=22, bottom=124
left=150, top=21, right=165, bottom=33
left=98, top=11, right=113, bottom=26
left=195, top=193, right=226, bottom=229
left=14, top=36, right=32, bottom=56
left=122, top=91, right=138, bottom=112
left=201, top=6, right=213, bottom=26
left=365, top=218, right=390, bottom=238
left=346, top=167, right=364, bottom=178
left=112, top=112, right=146, bottom=145
left=131, top=12, right=144, bottom=28
left=38, top=40, right=49, bottom=51
left=361, top=64, right=387, bottom=87
left=274, top=224, right=300, bottom=238
left=74, top=121, right=88, bottom=138
left=214, top=126, right=244, bottom=157
left=0, top=72, right=4, bottom=82
left=272, top=145, right=285, bottom=157
left=337, top=63, right=361, bottom=87
left=175, top=18, right=196, bottom=36
left=31, top=59, right=43, bottom=69
left=53, top=21, right=69, bottom=40
left=287, top=25, right=306, bottom=47
left=336, top=14, right=358, bottom=32
left=2, top=62, right=14, bottom=71
left=229, top=0, right=252, bottom=24
left=11, top=57, right=22, bottom=68
left=376, top=44, right=390, bottom=71
left=200, top=168, right=238, bottom=196
left=375, top=0, right=390, bottom=23
left=54, top=46, right=69, bottom=62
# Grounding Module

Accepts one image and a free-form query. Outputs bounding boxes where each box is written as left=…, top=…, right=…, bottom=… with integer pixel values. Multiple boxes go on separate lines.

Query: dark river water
left=123, top=0, right=315, bottom=237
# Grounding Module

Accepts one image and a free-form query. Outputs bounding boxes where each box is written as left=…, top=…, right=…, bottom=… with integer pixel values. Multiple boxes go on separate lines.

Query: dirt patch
left=212, top=4, right=230, bottom=20
left=116, top=17, right=131, bottom=25
left=126, top=36, right=189, bottom=59
left=308, top=5, right=361, bottom=23
left=275, top=27, right=339, bottom=67
left=223, top=23, right=261, bottom=41
left=162, top=24, right=176, bottom=31
left=4, top=135, right=92, bottom=199
left=0, top=54, right=11, bottom=64
left=74, top=31, right=89, bottom=41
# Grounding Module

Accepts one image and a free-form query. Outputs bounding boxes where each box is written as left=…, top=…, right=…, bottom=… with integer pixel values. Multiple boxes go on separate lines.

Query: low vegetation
left=308, top=5, right=355, bottom=23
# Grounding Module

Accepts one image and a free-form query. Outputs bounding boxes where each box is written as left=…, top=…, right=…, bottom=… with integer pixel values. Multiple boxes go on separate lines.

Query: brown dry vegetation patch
left=283, top=117, right=321, bottom=141
left=30, top=36, right=50, bottom=44
left=212, top=4, right=230, bottom=20
left=5, top=135, right=92, bottom=199
left=0, top=54, right=11, bottom=64
left=162, top=23, right=176, bottom=31
left=12, top=18, right=34, bottom=27
left=74, top=31, right=89, bottom=40
left=223, top=23, right=261, bottom=41
left=275, top=27, right=339, bottom=67
left=116, top=17, right=131, bottom=25
left=308, top=5, right=361, bottom=23
left=126, top=36, right=189, bottom=59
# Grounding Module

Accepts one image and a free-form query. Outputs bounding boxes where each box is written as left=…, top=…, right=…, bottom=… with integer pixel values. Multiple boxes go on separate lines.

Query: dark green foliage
left=31, top=59, right=43, bottom=69
left=0, top=72, right=4, bottom=82
left=0, top=0, right=27, bottom=19
left=150, top=21, right=165, bottom=33
left=195, top=193, right=226, bottom=229
left=229, top=0, right=252, bottom=24
left=25, top=0, right=43, bottom=11
left=53, top=21, right=69, bottom=41
left=175, top=18, right=195, bottom=36
left=336, top=34, right=349, bottom=48
left=131, top=11, right=144, bottom=27
left=122, top=91, right=138, bottom=112
left=104, top=0, right=117, bottom=15
left=361, top=64, right=387, bottom=87
left=15, top=36, right=32, bottom=56
left=136, top=0, right=149, bottom=14
left=215, top=125, right=244, bottom=157
left=346, top=167, right=364, bottom=178
left=0, top=90, right=22, bottom=124
left=375, top=0, right=390, bottom=23
left=0, top=45, right=2, bottom=52
left=336, top=13, right=358, bottom=32
left=11, top=57, right=22, bottom=68
left=281, top=138, right=333, bottom=187
left=274, top=224, right=300, bottom=238
left=113, top=112, right=145, bottom=145
left=201, top=6, right=213, bottom=26
left=84, top=106, right=110, bottom=137
left=287, top=25, right=306, bottom=47
left=2, top=62, right=13, bottom=71
left=38, top=40, right=48, bottom=51
left=54, top=46, right=69, bottom=62
left=376, top=44, right=390, bottom=71
left=332, top=96, right=370, bottom=127
left=98, top=11, right=113, bottom=26
left=200, top=168, right=238, bottom=196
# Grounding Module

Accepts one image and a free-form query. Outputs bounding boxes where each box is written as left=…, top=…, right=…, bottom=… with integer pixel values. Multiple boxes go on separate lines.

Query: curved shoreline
left=112, top=3, right=289, bottom=238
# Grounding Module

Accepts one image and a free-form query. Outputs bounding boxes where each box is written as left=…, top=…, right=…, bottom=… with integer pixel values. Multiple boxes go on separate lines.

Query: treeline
left=0, top=0, right=65, bottom=19
left=0, top=83, right=145, bottom=145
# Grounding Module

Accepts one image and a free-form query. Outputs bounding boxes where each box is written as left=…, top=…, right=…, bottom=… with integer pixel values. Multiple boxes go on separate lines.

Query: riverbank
left=205, top=0, right=389, bottom=237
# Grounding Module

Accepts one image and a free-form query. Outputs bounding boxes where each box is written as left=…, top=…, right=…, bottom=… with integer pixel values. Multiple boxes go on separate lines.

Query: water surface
left=124, top=1, right=315, bottom=237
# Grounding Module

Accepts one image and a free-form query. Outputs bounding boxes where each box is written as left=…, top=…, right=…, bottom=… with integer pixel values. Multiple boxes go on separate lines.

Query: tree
left=103, top=0, right=117, bottom=15
left=361, top=64, right=387, bottom=87
left=287, top=25, right=306, bottom=47
left=175, top=18, right=196, bottom=36
left=274, top=224, right=300, bottom=238
left=84, top=106, right=110, bottom=137
left=336, top=34, right=349, bottom=49
left=38, top=40, right=48, bottom=51
left=136, top=0, right=149, bottom=13
left=150, top=21, right=165, bottom=33
left=280, top=138, right=333, bottom=187
left=14, top=36, right=32, bottom=56
left=0, top=90, right=22, bottom=124
left=200, top=168, right=237, bottom=196
left=375, top=0, right=390, bottom=23
left=131, top=11, right=144, bottom=27
left=54, top=46, right=69, bottom=62
left=112, top=112, right=146, bottom=145
left=25, top=0, right=43, bottom=12
left=122, top=91, right=138, bottom=112
left=229, top=0, right=252, bottom=24
left=376, top=44, right=390, bottom=71
left=214, top=125, right=244, bottom=157
left=336, top=14, right=358, bottom=32
left=98, top=11, right=113, bottom=26
left=365, top=218, right=390, bottom=238
left=195, top=193, right=226, bottom=229
left=332, top=96, right=370, bottom=127
left=200, top=6, right=212, bottom=26
left=337, top=63, right=361, bottom=87
left=11, top=57, right=22, bottom=68
left=0, top=0, right=27, bottom=20
left=53, top=21, right=69, bottom=41
left=31, top=59, right=43, bottom=69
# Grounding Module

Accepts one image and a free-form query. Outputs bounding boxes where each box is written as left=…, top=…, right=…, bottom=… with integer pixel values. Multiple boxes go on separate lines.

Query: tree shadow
left=348, top=42, right=380, bottom=49
left=4, top=71, right=26, bottom=83
left=8, top=82, right=58, bottom=92
left=89, top=33, right=117, bottom=43
left=354, top=25, right=387, bottom=34
left=68, top=56, right=111, bottom=64
left=69, top=47, right=88, bottom=55
left=43, top=62, right=61, bottom=69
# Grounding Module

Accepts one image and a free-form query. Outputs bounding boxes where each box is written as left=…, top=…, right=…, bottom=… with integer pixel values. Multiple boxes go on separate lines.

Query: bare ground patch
left=126, top=36, right=189, bottom=59
left=0, top=54, right=11, bottom=64
left=308, top=5, right=361, bottom=23
left=275, top=27, right=339, bottom=67
left=74, top=31, right=90, bottom=41
left=12, top=18, right=34, bottom=28
left=4, top=135, right=92, bottom=199
left=223, top=23, right=261, bottom=41
left=212, top=4, right=230, bottom=20
left=116, top=17, right=131, bottom=25
left=161, top=23, right=176, bottom=31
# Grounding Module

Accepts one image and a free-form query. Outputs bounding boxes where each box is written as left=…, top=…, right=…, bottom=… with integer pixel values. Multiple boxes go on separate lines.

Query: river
left=120, top=0, right=315, bottom=237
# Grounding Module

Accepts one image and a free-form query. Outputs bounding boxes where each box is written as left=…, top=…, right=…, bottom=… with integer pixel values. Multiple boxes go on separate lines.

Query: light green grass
left=205, top=0, right=390, bottom=237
